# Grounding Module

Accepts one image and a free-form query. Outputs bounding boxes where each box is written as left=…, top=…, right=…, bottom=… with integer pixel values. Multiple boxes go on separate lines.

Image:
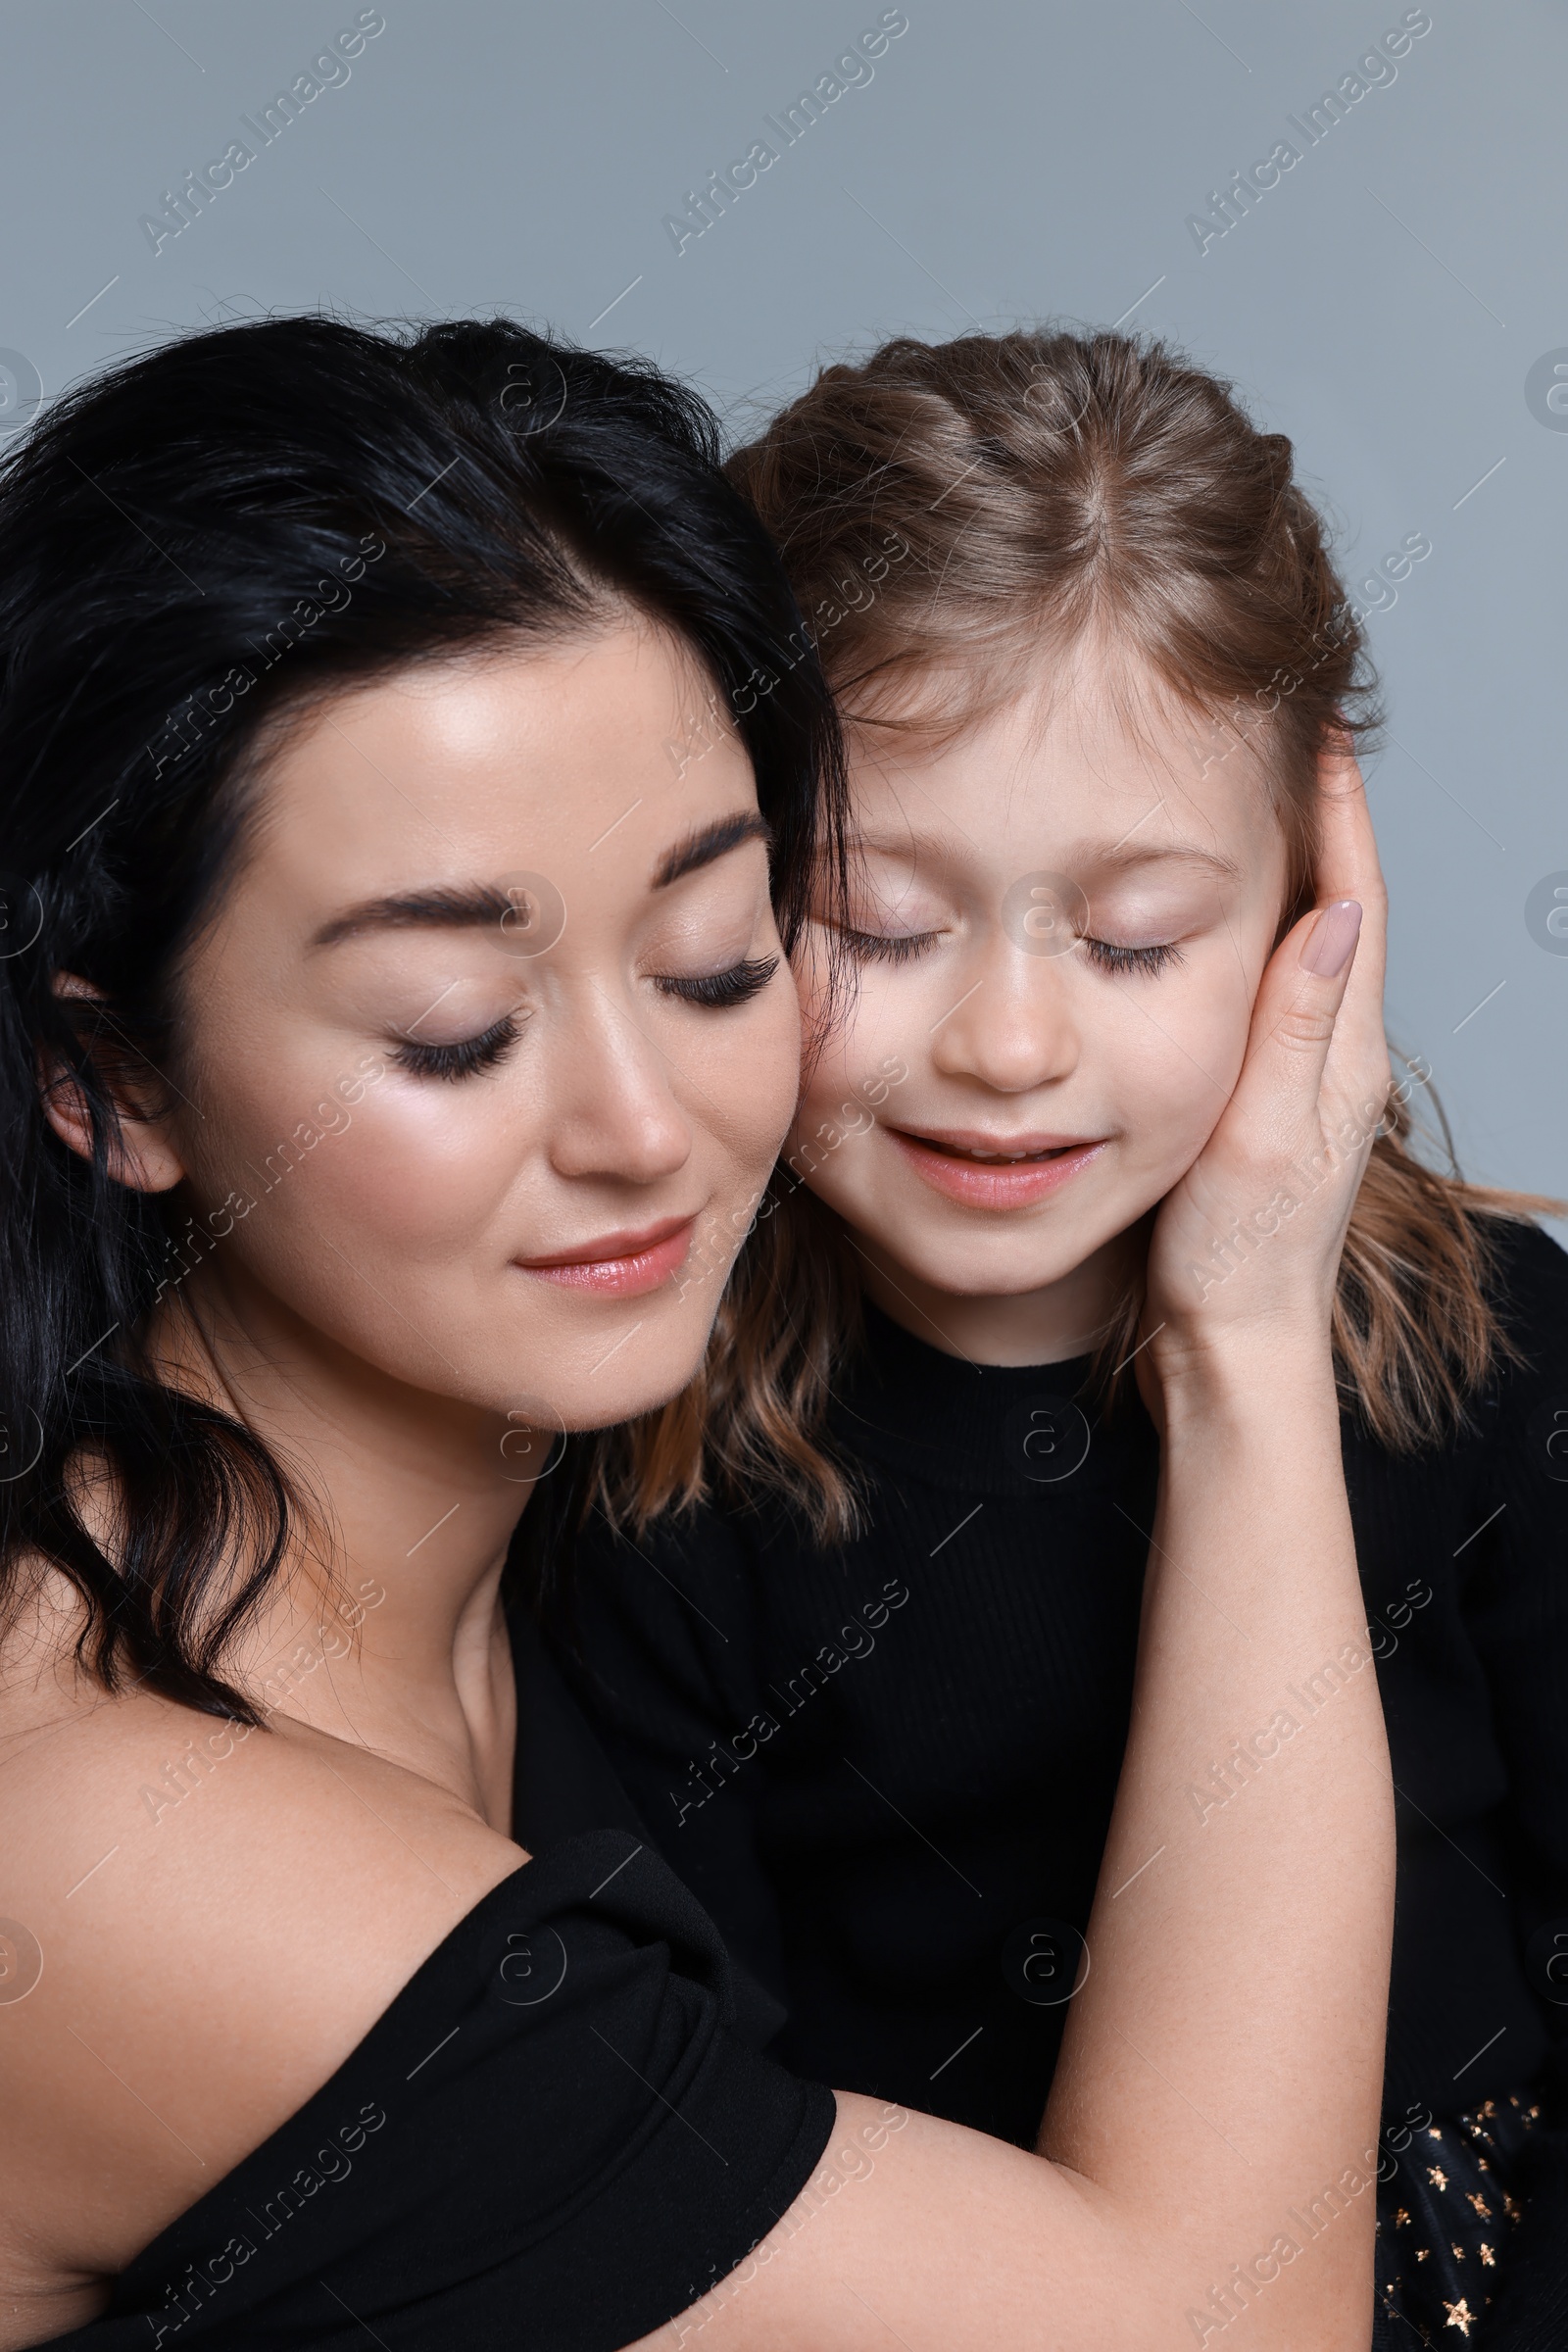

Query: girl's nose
left=930, top=927, right=1081, bottom=1094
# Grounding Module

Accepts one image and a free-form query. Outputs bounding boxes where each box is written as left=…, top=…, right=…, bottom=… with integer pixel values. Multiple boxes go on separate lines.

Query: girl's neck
left=855, top=1227, right=1138, bottom=1370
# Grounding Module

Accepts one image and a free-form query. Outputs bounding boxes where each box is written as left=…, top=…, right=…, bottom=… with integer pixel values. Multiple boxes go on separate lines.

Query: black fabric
left=41, top=1829, right=834, bottom=2347
left=1374, top=2084, right=1541, bottom=2348
left=509, top=1607, right=790, bottom=2053
left=551, top=1218, right=1568, bottom=2340
left=509, top=1604, right=650, bottom=1850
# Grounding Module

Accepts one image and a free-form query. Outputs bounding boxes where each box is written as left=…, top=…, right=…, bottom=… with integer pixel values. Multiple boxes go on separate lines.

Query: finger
left=1314, top=747, right=1385, bottom=954
left=1226, top=899, right=1363, bottom=1152
left=1313, top=744, right=1389, bottom=1103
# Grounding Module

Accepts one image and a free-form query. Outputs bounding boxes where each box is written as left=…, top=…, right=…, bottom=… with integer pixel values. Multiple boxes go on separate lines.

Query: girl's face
left=791, top=641, right=1292, bottom=1337
left=139, top=619, right=801, bottom=1434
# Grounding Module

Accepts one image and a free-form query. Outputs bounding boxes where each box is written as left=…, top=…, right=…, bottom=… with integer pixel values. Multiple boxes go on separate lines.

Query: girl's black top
left=39, top=1827, right=834, bottom=2348
left=551, top=1218, right=1568, bottom=2349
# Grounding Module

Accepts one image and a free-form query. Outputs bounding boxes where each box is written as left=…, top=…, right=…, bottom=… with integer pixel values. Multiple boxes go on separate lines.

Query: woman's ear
left=40, top=974, right=187, bottom=1195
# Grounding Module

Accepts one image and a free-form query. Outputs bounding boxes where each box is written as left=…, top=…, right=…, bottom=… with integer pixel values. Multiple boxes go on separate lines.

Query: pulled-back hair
left=0, top=313, right=848, bottom=1715
left=597, top=326, right=1554, bottom=1543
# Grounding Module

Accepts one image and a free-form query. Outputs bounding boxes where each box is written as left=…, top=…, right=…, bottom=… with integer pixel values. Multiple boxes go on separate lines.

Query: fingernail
left=1301, top=899, right=1362, bottom=977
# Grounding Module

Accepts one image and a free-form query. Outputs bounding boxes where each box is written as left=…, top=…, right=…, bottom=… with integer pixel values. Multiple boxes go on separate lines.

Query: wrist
left=1152, top=1326, right=1341, bottom=1437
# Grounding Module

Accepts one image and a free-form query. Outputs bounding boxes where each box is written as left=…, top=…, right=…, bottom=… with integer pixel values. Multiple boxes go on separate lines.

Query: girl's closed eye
left=1080, top=936, right=1184, bottom=977
left=842, top=922, right=1181, bottom=976
left=840, top=926, right=942, bottom=965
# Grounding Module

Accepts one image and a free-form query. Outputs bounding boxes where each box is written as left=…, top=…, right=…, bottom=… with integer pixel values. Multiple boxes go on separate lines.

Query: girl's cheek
left=1114, top=985, right=1252, bottom=1169
left=817, top=960, right=919, bottom=1090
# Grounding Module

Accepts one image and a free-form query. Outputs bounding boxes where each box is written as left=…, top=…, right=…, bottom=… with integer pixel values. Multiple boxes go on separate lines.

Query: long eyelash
left=841, top=928, right=940, bottom=965
left=392, top=1011, right=522, bottom=1081
left=659, top=955, right=780, bottom=1008
left=1082, top=938, right=1184, bottom=977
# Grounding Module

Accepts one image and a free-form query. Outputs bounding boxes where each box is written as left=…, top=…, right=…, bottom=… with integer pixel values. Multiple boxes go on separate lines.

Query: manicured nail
left=1301, top=899, right=1362, bottom=977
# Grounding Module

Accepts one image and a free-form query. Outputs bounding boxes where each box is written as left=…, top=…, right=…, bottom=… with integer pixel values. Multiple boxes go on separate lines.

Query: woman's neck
left=145, top=1265, right=530, bottom=1826
left=854, top=1228, right=1138, bottom=1369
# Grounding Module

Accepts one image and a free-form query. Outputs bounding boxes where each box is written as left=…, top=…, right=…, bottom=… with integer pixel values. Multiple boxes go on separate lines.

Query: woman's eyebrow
left=309, top=883, right=517, bottom=950
left=308, top=812, right=774, bottom=949
left=653, top=808, right=771, bottom=888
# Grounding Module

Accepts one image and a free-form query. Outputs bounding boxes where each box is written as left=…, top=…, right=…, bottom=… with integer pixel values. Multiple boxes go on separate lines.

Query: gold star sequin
left=1416, top=2249, right=1430, bottom=2263
left=1428, top=2125, right=1444, bottom=2139
left=1502, top=2192, right=1521, bottom=2221
left=1395, top=2208, right=1411, bottom=2228
left=1467, top=2193, right=1492, bottom=2218
left=1429, top=2166, right=1449, bottom=2189
left=1480, top=2245, right=1496, bottom=2267
left=1452, top=2243, right=1467, bottom=2262
left=1444, top=2300, right=1476, bottom=2336
left=1478, top=2100, right=1496, bottom=2120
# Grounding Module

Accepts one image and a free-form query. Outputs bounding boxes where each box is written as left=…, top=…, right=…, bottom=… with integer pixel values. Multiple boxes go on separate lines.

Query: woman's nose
left=543, top=996, right=693, bottom=1185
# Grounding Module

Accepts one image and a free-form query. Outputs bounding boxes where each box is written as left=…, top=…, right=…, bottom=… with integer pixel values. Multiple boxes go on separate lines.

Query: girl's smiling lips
left=516, top=1214, right=696, bottom=1296
left=886, top=1125, right=1109, bottom=1210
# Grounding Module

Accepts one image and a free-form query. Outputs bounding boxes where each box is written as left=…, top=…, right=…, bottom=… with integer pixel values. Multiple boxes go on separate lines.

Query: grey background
left=3, top=0, right=1563, bottom=1201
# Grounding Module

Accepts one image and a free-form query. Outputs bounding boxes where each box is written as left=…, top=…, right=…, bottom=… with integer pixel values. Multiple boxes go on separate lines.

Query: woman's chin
left=497, top=1294, right=720, bottom=1440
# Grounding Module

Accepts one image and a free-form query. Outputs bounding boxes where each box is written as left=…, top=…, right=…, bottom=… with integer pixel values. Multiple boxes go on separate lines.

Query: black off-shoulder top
left=39, top=1826, right=834, bottom=2347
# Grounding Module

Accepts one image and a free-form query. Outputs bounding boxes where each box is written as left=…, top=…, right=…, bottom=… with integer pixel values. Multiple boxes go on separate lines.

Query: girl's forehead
left=845, top=662, right=1286, bottom=871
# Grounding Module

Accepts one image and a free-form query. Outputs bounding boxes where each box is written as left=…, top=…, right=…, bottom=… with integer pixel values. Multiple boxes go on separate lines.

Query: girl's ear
left=40, top=973, right=187, bottom=1195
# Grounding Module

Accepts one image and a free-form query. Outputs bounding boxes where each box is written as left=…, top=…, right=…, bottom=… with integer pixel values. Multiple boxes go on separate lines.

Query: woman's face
left=147, top=619, right=801, bottom=1434
left=791, top=641, right=1292, bottom=1313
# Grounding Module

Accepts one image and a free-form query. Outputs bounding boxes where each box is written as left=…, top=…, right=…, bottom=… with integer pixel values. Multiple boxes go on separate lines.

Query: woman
left=0, top=313, right=1391, bottom=2349
left=551, top=328, right=1568, bottom=2348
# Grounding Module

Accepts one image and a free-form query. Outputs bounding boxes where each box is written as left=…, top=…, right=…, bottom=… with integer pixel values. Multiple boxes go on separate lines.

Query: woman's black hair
left=0, top=313, right=847, bottom=1721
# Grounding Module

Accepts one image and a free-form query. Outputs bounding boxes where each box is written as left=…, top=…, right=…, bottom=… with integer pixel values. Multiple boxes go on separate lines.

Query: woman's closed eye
left=392, top=1010, right=523, bottom=1082
left=656, top=954, right=779, bottom=1008
left=387, top=956, right=778, bottom=1080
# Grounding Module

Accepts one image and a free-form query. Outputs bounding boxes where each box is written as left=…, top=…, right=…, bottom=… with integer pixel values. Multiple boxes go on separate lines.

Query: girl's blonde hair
left=583, top=329, right=1557, bottom=1544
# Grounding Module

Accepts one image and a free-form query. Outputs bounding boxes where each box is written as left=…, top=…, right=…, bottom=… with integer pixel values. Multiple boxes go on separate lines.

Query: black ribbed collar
left=826, top=1299, right=1148, bottom=1499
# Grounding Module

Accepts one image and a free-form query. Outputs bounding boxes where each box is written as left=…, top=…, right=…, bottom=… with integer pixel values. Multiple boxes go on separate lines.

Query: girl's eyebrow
left=846, top=831, right=1242, bottom=884
left=1087, top=842, right=1243, bottom=883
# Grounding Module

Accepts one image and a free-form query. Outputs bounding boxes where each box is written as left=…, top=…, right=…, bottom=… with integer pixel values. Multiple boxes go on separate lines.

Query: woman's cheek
left=702, top=982, right=802, bottom=1181
left=220, top=1074, right=519, bottom=1259
left=348, top=1085, right=526, bottom=1240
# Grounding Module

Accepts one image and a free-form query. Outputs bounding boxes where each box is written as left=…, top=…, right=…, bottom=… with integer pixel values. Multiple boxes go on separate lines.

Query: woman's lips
left=886, top=1127, right=1107, bottom=1210
left=516, top=1215, right=696, bottom=1298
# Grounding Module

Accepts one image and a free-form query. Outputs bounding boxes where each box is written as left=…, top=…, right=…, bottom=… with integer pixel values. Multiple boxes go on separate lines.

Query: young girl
left=0, top=312, right=1396, bottom=2350
left=552, top=330, right=1568, bottom=2350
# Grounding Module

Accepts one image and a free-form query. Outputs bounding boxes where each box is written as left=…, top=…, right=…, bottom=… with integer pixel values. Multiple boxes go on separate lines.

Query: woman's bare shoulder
left=0, top=1630, right=522, bottom=2335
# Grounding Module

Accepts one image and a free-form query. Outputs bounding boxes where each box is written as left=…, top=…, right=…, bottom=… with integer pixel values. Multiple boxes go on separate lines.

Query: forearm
left=1041, top=1342, right=1393, bottom=2340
